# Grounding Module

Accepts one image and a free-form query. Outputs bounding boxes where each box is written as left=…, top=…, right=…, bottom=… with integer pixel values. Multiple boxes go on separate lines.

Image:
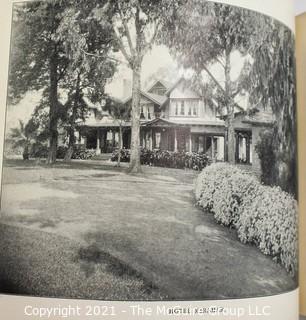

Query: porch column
left=189, top=133, right=192, bottom=153
left=211, top=136, right=215, bottom=161
left=174, top=128, right=178, bottom=152
left=96, top=129, right=101, bottom=155
left=150, top=129, right=153, bottom=150
left=112, top=130, right=116, bottom=148
left=101, top=130, right=106, bottom=153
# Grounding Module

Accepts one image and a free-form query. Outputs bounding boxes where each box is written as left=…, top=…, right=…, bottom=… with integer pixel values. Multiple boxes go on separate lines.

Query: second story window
left=175, top=102, right=179, bottom=116
left=193, top=102, right=198, bottom=116
left=140, top=106, right=145, bottom=119
left=180, top=101, right=185, bottom=115
left=188, top=103, right=192, bottom=116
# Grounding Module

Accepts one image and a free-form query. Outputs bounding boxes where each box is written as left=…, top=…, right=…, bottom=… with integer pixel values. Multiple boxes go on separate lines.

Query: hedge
left=111, top=148, right=211, bottom=171
left=29, top=144, right=95, bottom=160
left=195, top=163, right=298, bottom=276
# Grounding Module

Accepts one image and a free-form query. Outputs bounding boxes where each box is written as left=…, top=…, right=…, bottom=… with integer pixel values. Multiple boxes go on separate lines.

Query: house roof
left=143, top=118, right=178, bottom=127
left=83, top=96, right=123, bottom=110
left=143, top=117, right=225, bottom=128
left=123, top=91, right=168, bottom=106
left=164, top=77, right=185, bottom=97
left=242, top=110, right=275, bottom=126
left=146, top=79, right=173, bottom=93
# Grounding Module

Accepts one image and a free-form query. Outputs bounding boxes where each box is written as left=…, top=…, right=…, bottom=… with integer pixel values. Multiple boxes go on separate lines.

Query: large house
left=77, top=78, right=274, bottom=172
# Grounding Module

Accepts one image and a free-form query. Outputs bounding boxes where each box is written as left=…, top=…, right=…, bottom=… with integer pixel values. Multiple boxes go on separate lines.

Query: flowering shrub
left=111, top=149, right=211, bottom=171
left=195, top=163, right=298, bottom=276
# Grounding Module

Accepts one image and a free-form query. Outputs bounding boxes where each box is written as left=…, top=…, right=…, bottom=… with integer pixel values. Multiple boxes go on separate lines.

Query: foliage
left=111, top=148, right=211, bottom=170
left=162, top=1, right=261, bottom=163
left=30, top=142, right=49, bottom=159
left=30, top=144, right=95, bottom=160
left=246, top=20, right=297, bottom=196
left=195, top=163, right=298, bottom=276
left=9, top=0, right=117, bottom=163
left=255, top=129, right=277, bottom=187
left=92, top=0, right=182, bottom=173
left=8, top=119, right=39, bottom=159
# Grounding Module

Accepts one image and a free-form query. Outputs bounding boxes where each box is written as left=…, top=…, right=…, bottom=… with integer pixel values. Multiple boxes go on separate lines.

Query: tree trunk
left=224, top=50, right=235, bottom=164
left=64, top=74, right=81, bottom=162
left=128, top=60, right=142, bottom=173
left=117, top=126, right=123, bottom=167
left=46, top=53, right=58, bottom=164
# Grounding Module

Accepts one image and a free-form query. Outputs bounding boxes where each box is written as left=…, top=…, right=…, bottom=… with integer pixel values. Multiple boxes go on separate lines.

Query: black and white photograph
left=0, top=0, right=298, bottom=301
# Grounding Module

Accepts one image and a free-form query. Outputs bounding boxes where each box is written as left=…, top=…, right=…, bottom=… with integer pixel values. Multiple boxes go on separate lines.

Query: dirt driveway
left=0, top=159, right=297, bottom=299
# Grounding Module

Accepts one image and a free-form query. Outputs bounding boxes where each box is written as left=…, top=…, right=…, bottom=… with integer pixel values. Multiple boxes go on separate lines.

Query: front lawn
left=0, top=159, right=297, bottom=300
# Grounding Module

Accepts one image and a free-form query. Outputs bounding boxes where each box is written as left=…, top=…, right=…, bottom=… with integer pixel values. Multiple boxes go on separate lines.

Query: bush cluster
left=195, top=163, right=298, bottom=276
left=111, top=148, right=211, bottom=171
left=30, top=144, right=96, bottom=160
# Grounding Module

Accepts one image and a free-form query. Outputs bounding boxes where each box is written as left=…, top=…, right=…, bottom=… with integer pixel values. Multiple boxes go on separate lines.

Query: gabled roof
left=164, top=77, right=185, bottom=96
left=143, top=118, right=178, bottom=127
left=123, top=91, right=167, bottom=106
left=146, top=79, right=173, bottom=93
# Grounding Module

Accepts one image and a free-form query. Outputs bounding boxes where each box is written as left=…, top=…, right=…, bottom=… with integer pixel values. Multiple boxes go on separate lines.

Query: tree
left=56, top=3, right=118, bottom=160
left=93, top=0, right=182, bottom=173
left=8, top=119, right=38, bottom=160
left=162, top=1, right=258, bottom=163
left=103, top=97, right=131, bottom=166
left=9, top=0, right=117, bottom=163
left=9, top=1, right=70, bottom=164
left=246, top=19, right=297, bottom=195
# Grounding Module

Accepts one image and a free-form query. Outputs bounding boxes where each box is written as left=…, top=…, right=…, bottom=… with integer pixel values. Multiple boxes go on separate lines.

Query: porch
left=78, top=120, right=225, bottom=162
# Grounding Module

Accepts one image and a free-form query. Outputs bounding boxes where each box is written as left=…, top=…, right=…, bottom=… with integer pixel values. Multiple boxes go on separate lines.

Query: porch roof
left=241, top=111, right=275, bottom=126
left=143, top=118, right=225, bottom=128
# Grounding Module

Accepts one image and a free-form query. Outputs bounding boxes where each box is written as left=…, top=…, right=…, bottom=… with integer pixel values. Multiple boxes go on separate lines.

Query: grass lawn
left=0, top=158, right=297, bottom=300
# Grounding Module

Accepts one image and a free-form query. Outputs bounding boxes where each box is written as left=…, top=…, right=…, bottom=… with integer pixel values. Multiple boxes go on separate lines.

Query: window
left=155, top=132, right=161, bottom=149
left=140, top=106, right=145, bottom=119
left=193, top=102, right=198, bottom=116
left=235, top=131, right=252, bottom=164
left=188, top=103, right=192, bottom=116
left=180, top=101, right=185, bottom=115
left=175, top=102, right=179, bottom=116
left=147, top=107, right=151, bottom=120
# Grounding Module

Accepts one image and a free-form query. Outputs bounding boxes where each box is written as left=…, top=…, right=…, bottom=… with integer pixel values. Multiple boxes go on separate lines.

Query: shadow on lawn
left=75, top=243, right=159, bottom=296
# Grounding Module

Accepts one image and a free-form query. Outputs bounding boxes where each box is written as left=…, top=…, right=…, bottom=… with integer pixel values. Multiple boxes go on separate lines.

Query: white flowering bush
left=195, top=163, right=298, bottom=276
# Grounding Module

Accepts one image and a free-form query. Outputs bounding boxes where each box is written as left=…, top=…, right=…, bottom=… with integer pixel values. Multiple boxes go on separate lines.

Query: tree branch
left=202, top=66, right=244, bottom=111
left=112, top=26, right=132, bottom=65
left=81, top=49, right=128, bottom=66
left=142, top=19, right=161, bottom=57
left=215, top=57, right=225, bottom=69
left=117, top=4, right=135, bottom=57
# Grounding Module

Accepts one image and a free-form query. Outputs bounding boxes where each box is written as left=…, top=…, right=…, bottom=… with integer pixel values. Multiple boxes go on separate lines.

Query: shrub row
left=30, top=144, right=95, bottom=160
left=111, top=148, right=211, bottom=171
left=195, top=163, right=298, bottom=276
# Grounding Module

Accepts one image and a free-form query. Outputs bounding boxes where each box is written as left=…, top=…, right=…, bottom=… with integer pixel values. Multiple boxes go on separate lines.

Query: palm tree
left=9, top=119, right=38, bottom=160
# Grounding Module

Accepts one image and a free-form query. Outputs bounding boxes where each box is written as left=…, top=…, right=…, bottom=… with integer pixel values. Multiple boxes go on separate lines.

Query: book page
left=297, top=10, right=306, bottom=318
left=0, top=0, right=299, bottom=319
